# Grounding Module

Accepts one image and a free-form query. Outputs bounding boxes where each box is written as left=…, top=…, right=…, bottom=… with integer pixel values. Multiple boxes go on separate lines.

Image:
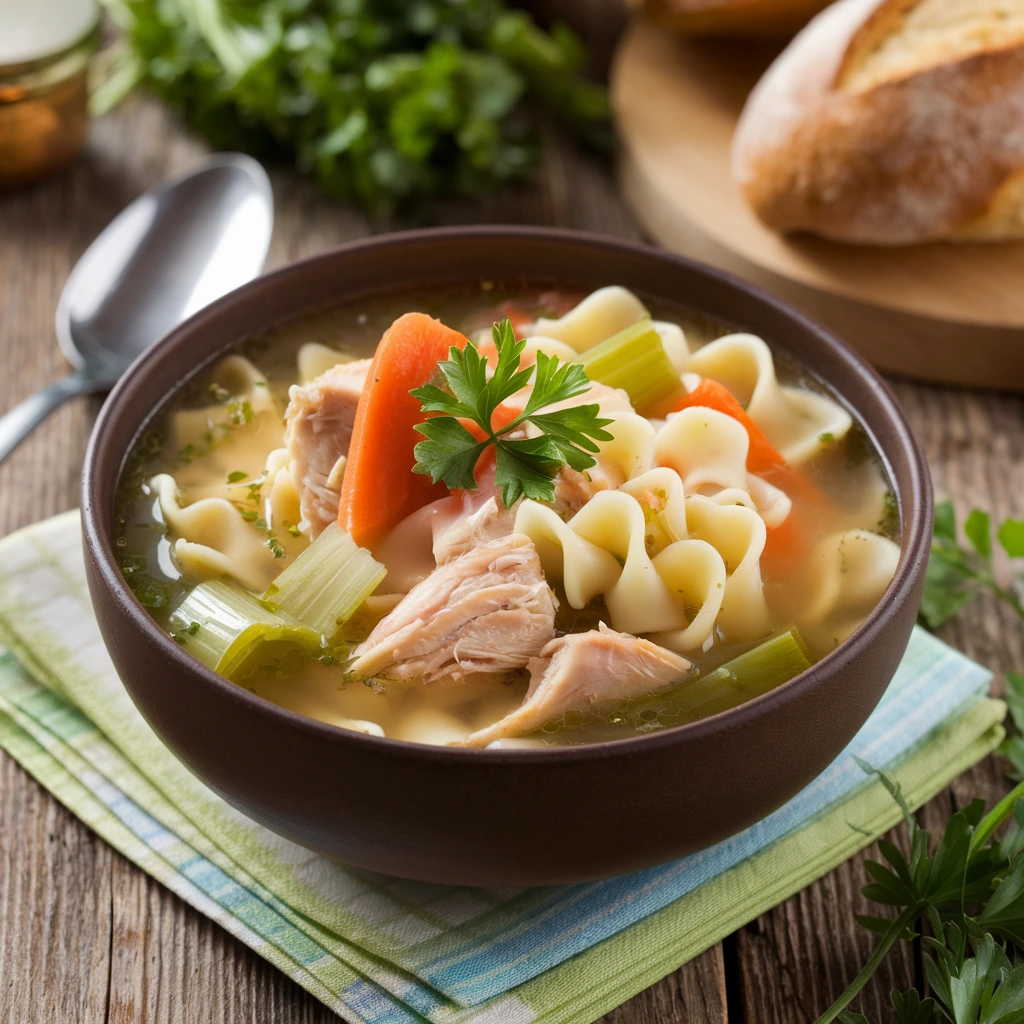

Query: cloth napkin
left=0, top=511, right=1006, bottom=1024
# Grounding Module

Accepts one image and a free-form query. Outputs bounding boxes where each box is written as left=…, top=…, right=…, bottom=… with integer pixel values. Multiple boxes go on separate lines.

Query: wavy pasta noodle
left=648, top=540, right=727, bottom=653
left=592, top=412, right=657, bottom=484
left=684, top=494, right=771, bottom=641
left=152, top=447, right=304, bottom=591
left=687, top=334, right=852, bottom=465
left=530, top=286, right=649, bottom=352
left=619, top=468, right=689, bottom=554
left=297, top=342, right=352, bottom=382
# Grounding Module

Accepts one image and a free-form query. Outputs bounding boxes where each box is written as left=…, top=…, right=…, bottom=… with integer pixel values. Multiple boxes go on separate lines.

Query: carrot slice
left=671, top=379, right=826, bottom=565
left=337, top=313, right=469, bottom=549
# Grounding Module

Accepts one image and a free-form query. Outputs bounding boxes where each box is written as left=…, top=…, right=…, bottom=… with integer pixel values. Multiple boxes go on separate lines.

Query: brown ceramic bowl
left=81, top=227, right=932, bottom=886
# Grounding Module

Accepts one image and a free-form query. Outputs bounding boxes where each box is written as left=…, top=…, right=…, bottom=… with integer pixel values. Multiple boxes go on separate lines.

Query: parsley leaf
left=411, top=317, right=614, bottom=508
left=1000, top=519, right=1024, bottom=559
left=814, top=773, right=1024, bottom=1023
left=920, top=501, right=1024, bottom=630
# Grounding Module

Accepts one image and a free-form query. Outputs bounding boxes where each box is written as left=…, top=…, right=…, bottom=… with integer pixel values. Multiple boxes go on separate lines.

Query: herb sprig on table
left=94, top=0, right=609, bottom=211
left=920, top=500, right=1024, bottom=630
left=411, top=317, right=613, bottom=508
left=817, top=769, right=1024, bottom=1024
left=816, top=503, right=1024, bottom=1022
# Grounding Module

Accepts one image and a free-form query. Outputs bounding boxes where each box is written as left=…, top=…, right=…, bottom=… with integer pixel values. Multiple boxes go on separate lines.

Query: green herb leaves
left=921, top=501, right=1024, bottom=630
left=411, top=318, right=613, bottom=508
left=1002, top=673, right=1024, bottom=783
left=816, top=773, right=1024, bottom=1024
left=95, top=0, right=609, bottom=211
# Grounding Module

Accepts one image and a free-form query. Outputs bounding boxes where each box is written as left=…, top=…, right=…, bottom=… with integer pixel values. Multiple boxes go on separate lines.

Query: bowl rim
left=82, top=224, right=933, bottom=765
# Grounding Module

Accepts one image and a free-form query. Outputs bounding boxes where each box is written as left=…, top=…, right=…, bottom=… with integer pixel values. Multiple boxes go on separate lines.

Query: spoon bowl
left=0, top=153, right=273, bottom=462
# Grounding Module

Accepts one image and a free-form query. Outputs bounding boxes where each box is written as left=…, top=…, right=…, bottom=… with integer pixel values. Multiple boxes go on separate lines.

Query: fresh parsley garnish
left=411, top=318, right=614, bottom=508
left=920, top=500, right=1024, bottom=630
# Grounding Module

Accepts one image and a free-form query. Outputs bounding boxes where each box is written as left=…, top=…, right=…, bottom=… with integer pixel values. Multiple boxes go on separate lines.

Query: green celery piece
left=262, top=523, right=387, bottom=639
left=578, top=319, right=681, bottom=414
left=170, top=580, right=326, bottom=682
left=592, top=626, right=813, bottom=731
left=664, top=626, right=813, bottom=722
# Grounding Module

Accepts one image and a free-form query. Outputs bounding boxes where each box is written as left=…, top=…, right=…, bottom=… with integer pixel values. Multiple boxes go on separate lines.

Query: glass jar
left=0, top=0, right=100, bottom=188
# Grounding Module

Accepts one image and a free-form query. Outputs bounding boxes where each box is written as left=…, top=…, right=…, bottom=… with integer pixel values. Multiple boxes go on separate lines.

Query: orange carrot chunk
left=338, top=313, right=469, bottom=549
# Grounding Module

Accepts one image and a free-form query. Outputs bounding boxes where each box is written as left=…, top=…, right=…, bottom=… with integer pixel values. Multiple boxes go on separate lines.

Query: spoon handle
left=0, top=371, right=96, bottom=466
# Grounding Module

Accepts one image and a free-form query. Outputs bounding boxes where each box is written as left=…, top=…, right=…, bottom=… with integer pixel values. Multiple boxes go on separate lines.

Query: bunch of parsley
left=94, top=0, right=609, bottom=210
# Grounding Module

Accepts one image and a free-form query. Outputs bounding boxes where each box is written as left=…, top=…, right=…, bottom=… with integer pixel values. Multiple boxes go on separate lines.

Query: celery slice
left=655, top=626, right=813, bottom=723
left=579, top=626, right=812, bottom=734
left=578, top=318, right=682, bottom=414
left=169, top=580, right=327, bottom=681
left=263, top=522, right=387, bottom=638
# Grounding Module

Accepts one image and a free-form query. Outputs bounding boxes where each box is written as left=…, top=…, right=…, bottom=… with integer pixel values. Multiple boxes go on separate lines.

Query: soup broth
left=115, top=283, right=899, bottom=747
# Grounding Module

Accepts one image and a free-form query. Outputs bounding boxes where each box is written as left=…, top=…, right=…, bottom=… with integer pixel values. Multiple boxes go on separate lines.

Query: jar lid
left=0, top=0, right=99, bottom=67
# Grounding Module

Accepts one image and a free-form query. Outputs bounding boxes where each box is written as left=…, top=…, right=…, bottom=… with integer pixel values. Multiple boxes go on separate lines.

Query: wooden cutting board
left=611, top=18, right=1024, bottom=391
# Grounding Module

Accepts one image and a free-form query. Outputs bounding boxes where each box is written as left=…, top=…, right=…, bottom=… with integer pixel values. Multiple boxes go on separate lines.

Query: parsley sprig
left=817, top=767, right=1024, bottom=1024
left=411, top=318, right=614, bottom=508
left=921, top=501, right=1024, bottom=630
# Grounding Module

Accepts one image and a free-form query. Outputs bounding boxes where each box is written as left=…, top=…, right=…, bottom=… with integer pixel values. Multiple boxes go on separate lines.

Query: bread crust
left=643, top=0, right=831, bottom=37
left=732, top=0, right=1024, bottom=243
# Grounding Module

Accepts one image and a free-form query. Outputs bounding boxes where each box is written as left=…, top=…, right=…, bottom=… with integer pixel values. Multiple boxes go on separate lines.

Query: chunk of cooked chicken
left=460, top=624, right=692, bottom=747
left=429, top=458, right=518, bottom=564
left=347, top=535, right=557, bottom=684
left=284, top=358, right=370, bottom=536
left=432, top=493, right=517, bottom=565
left=429, top=462, right=609, bottom=561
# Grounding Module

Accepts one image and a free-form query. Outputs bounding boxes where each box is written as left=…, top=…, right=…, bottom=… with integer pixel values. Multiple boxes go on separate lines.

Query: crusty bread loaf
left=643, top=0, right=830, bottom=36
left=732, top=0, right=1024, bottom=244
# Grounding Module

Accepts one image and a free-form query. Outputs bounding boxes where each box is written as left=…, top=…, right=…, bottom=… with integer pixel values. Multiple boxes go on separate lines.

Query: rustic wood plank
left=0, top=756, right=113, bottom=1024
left=106, top=855, right=340, bottom=1024
left=735, top=838, right=921, bottom=1023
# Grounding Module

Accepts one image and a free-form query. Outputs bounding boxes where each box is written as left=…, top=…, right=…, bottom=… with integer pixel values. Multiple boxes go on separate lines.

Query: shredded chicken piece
left=432, top=494, right=517, bottom=564
left=347, top=535, right=557, bottom=683
left=284, top=358, right=370, bottom=536
left=460, top=623, right=691, bottom=747
left=429, top=458, right=518, bottom=563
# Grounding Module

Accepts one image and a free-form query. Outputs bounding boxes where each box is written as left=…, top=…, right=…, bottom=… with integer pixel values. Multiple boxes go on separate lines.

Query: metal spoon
left=0, top=153, right=274, bottom=465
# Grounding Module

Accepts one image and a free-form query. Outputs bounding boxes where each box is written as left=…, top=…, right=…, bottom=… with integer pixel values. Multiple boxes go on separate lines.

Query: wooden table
left=2, top=95, right=1023, bottom=1024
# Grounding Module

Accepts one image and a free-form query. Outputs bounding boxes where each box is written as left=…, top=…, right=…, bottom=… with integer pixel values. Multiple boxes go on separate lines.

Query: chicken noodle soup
left=115, top=284, right=900, bottom=747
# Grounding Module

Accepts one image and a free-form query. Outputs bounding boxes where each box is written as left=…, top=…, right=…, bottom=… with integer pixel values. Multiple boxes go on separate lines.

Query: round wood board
left=610, top=18, right=1024, bottom=391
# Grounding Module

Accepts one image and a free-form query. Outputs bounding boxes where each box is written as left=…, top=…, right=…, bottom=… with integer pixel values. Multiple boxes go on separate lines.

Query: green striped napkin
left=0, top=512, right=1006, bottom=1024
